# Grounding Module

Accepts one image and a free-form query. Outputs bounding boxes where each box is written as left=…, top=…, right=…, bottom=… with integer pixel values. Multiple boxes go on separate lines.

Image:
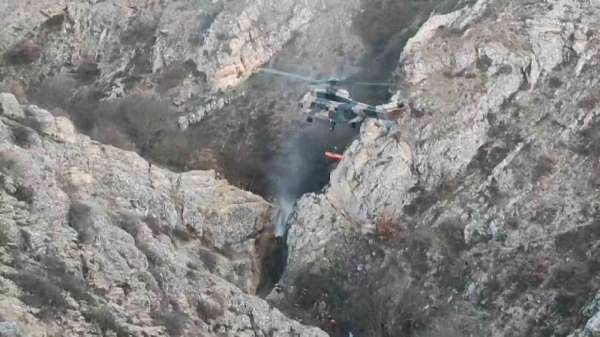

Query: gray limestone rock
left=0, top=94, right=24, bottom=121
left=275, top=0, right=600, bottom=336
left=0, top=96, right=326, bottom=337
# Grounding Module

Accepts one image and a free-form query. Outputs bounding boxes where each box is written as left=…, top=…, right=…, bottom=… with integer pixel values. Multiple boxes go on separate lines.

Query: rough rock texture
left=274, top=0, right=600, bottom=336
left=0, top=94, right=326, bottom=337
left=0, top=0, right=382, bottom=196
left=0, top=0, right=459, bottom=197
left=0, top=0, right=364, bottom=132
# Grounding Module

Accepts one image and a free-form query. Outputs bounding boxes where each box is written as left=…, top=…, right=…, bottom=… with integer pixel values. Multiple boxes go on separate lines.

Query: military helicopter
left=259, top=68, right=407, bottom=132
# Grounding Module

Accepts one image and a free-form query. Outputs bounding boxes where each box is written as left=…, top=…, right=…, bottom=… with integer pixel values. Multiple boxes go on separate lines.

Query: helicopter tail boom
left=376, top=101, right=408, bottom=120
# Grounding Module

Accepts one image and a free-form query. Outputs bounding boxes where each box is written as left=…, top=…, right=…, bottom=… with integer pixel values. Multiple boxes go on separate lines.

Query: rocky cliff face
left=3, top=0, right=598, bottom=337
left=274, top=0, right=600, bottom=336
left=0, top=0, right=444, bottom=195
left=0, top=93, right=327, bottom=337
left=0, top=0, right=372, bottom=194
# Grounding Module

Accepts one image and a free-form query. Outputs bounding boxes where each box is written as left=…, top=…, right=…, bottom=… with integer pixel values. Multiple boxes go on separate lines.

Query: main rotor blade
left=259, top=68, right=316, bottom=83
left=341, top=80, right=392, bottom=87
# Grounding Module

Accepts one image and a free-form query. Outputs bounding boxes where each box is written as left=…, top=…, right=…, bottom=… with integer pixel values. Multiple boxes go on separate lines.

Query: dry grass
left=376, top=210, right=405, bottom=241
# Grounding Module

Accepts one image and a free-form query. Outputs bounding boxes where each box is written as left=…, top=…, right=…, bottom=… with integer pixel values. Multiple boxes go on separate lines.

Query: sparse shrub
left=417, top=312, right=490, bottom=337
left=68, top=201, right=97, bottom=243
left=11, top=125, right=35, bottom=148
left=403, top=228, right=433, bottom=276
left=157, top=62, right=189, bottom=93
left=577, top=90, right=600, bottom=111
left=170, top=225, right=194, bottom=242
left=467, top=142, right=511, bottom=175
left=73, top=56, right=101, bottom=81
left=338, top=281, right=431, bottom=337
left=5, top=40, right=42, bottom=65
left=140, top=243, right=163, bottom=266
left=84, top=307, right=130, bottom=337
left=13, top=184, right=34, bottom=205
left=10, top=271, right=68, bottom=314
left=548, top=77, right=563, bottom=88
left=571, top=120, right=600, bottom=156
left=43, top=13, right=65, bottom=29
left=32, top=79, right=174, bottom=156
left=43, top=255, right=92, bottom=303
left=0, top=224, right=9, bottom=247
left=153, top=308, right=188, bottom=337
left=0, top=153, right=17, bottom=173
left=120, top=12, right=159, bottom=45
left=143, top=215, right=163, bottom=236
left=545, top=261, right=590, bottom=289
left=91, top=126, right=137, bottom=152
left=352, top=0, right=416, bottom=53
left=115, top=212, right=142, bottom=238
left=197, top=248, right=218, bottom=272
left=108, top=96, right=173, bottom=156
left=376, top=210, right=404, bottom=240
left=29, top=75, right=78, bottom=112
left=196, top=293, right=225, bottom=322
left=390, top=286, right=431, bottom=335
left=532, top=155, right=556, bottom=182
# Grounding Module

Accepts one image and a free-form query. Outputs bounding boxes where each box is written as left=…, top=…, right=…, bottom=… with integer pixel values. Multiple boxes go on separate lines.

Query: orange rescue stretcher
left=324, top=151, right=344, bottom=161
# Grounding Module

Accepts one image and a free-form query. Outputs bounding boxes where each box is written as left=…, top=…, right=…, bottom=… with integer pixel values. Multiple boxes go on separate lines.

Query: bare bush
left=0, top=153, right=17, bottom=173
left=157, top=62, right=189, bottom=93
left=143, top=215, right=163, bottom=236
left=73, top=55, right=101, bottom=81
left=153, top=308, right=188, bottom=337
left=343, top=283, right=430, bottom=337
left=28, top=71, right=280, bottom=196
left=42, top=255, right=92, bottom=303
left=418, top=314, right=489, bottom=337
left=352, top=0, right=419, bottom=53
left=10, top=271, right=68, bottom=314
left=5, top=40, right=42, bottom=65
left=13, top=184, right=34, bottom=205
left=30, top=75, right=78, bottom=112
left=376, top=210, right=405, bottom=241
left=532, top=154, right=556, bottom=182
left=11, top=125, right=36, bottom=148
left=196, top=293, right=225, bottom=322
left=120, top=12, right=159, bottom=45
left=84, top=307, right=129, bottom=337
left=68, top=201, right=97, bottom=243
left=197, top=248, right=218, bottom=272
left=0, top=224, right=9, bottom=247
left=170, top=225, right=194, bottom=242
left=115, top=212, right=142, bottom=238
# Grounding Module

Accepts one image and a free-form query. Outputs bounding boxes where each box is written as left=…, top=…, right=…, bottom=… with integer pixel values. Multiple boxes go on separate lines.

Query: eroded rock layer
left=274, top=1, right=600, bottom=336
left=0, top=93, right=326, bottom=337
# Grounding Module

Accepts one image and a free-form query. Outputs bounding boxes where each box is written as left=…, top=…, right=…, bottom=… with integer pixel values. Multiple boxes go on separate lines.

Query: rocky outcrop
left=0, top=93, right=326, bottom=337
left=0, top=0, right=364, bottom=127
left=274, top=0, right=600, bottom=336
left=0, top=0, right=374, bottom=195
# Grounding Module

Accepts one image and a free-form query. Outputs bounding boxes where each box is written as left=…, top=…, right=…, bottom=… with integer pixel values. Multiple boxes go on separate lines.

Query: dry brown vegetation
left=376, top=210, right=406, bottom=241
left=5, top=40, right=42, bottom=65
left=28, top=75, right=281, bottom=195
left=84, top=307, right=129, bottom=337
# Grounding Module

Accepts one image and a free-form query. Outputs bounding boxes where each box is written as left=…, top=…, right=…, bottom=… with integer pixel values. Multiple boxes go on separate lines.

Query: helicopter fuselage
left=300, top=86, right=388, bottom=129
left=257, top=68, right=405, bottom=131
